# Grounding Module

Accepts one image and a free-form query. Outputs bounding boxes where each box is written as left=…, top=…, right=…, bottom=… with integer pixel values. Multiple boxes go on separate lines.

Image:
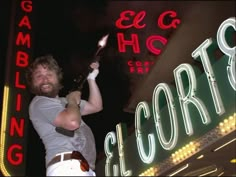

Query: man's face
left=31, top=64, right=61, bottom=97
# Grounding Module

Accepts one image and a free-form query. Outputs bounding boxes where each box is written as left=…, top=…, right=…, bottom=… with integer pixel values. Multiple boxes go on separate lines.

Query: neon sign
left=127, top=60, right=155, bottom=74
left=0, top=0, right=33, bottom=176
left=103, top=16, right=236, bottom=176
left=115, top=10, right=181, bottom=75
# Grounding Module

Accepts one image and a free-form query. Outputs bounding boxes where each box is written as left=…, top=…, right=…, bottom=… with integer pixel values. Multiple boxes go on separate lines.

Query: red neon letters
left=127, top=60, right=154, bottom=74
left=115, top=9, right=181, bottom=74
left=115, top=10, right=180, bottom=55
left=7, top=0, right=32, bottom=167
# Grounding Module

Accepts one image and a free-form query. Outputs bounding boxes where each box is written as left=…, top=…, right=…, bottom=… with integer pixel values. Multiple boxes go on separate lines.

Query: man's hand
left=90, top=61, right=99, bottom=69
left=66, top=91, right=81, bottom=105
left=87, top=62, right=99, bottom=80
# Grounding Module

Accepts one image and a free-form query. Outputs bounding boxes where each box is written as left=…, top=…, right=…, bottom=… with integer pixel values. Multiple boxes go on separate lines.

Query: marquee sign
left=0, top=0, right=33, bottom=176
left=101, top=16, right=235, bottom=176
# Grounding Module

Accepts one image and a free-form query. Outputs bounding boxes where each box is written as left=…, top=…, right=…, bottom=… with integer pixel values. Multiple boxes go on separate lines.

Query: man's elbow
left=96, top=105, right=103, bottom=112
left=67, top=120, right=80, bottom=130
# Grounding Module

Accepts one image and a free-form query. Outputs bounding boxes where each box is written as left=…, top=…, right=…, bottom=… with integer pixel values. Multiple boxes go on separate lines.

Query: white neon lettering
left=116, top=124, right=132, bottom=176
left=192, top=39, right=225, bottom=115
left=104, top=132, right=119, bottom=176
left=174, top=64, right=211, bottom=135
left=135, top=101, right=156, bottom=163
left=102, top=17, right=235, bottom=176
left=217, top=17, right=236, bottom=90
left=152, top=83, right=178, bottom=150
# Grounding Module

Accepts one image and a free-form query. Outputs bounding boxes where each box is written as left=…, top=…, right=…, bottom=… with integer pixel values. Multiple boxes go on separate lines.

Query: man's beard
left=33, top=83, right=61, bottom=98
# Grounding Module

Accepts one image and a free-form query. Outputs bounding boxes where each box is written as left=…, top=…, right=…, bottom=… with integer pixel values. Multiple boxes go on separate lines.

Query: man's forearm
left=87, top=79, right=103, bottom=111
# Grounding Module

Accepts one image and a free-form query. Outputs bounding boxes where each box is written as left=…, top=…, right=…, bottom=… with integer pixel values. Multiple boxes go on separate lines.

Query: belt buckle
left=71, top=151, right=89, bottom=172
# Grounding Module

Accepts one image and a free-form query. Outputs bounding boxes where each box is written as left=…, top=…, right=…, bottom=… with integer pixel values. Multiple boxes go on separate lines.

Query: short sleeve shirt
left=29, top=95, right=96, bottom=170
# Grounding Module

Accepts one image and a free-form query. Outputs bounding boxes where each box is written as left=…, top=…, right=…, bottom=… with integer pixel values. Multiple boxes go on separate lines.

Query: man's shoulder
left=31, top=95, right=50, bottom=102
left=30, top=96, right=61, bottom=106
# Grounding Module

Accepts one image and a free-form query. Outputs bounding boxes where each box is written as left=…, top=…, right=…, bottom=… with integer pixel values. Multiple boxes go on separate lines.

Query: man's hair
left=25, top=54, right=63, bottom=94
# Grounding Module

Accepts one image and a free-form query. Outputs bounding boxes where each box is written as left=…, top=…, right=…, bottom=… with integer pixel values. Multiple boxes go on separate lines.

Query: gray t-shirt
left=29, top=95, right=96, bottom=170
